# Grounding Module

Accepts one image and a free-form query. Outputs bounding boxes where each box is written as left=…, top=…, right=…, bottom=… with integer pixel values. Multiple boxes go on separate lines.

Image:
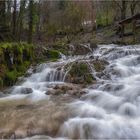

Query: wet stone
left=16, top=104, right=35, bottom=110
left=20, top=88, right=33, bottom=94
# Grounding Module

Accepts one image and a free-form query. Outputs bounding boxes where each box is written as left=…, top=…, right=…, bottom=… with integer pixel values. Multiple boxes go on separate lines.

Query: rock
left=0, top=91, right=6, bottom=97
left=57, top=67, right=62, bottom=71
left=90, top=42, right=98, bottom=50
left=92, top=59, right=109, bottom=72
left=16, top=104, right=35, bottom=110
left=65, top=62, right=94, bottom=84
left=47, top=89, right=64, bottom=95
left=20, top=88, right=33, bottom=94
left=46, top=50, right=61, bottom=59
left=71, top=44, right=91, bottom=55
left=89, top=55, right=94, bottom=59
left=46, top=83, right=85, bottom=98
left=102, top=84, right=124, bottom=92
left=25, top=67, right=34, bottom=77
left=54, top=84, right=75, bottom=91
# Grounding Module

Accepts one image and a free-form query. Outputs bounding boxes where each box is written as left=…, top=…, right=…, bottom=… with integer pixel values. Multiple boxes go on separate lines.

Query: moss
left=16, top=61, right=30, bottom=73
left=70, top=63, right=87, bottom=76
left=0, top=64, right=8, bottom=78
left=24, top=61, right=30, bottom=67
left=49, top=58, right=59, bottom=62
left=4, top=70, right=18, bottom=86
left=0, top=48, right=4, bottom=64
left=0, top=77, right=3, bottom=88
left=46, top=50, right=60, bottom=60
left=68, top=62, right=94, bottom=84
left=22, top=43, right=34, bottom=61
left=16, top=65, right=26, bottom=73
left=0, top=43, right=11, bottom=49
left=0, top=42, right=35, bottom=87
left=93, top=60, right=108, bottom=72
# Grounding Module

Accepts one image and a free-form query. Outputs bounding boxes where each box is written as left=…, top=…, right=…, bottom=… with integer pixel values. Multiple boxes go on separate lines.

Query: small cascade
left=80, top=43, right=93, bottom=52
left=59, top=52, right=66, bottom=60
left=86, top=61, right=100, bottom=81
left=46, top=67, right=65, bottom=82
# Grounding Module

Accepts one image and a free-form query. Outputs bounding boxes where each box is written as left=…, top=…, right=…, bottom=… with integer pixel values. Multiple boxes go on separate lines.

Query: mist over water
left=1, top=44, right=140, bottom=139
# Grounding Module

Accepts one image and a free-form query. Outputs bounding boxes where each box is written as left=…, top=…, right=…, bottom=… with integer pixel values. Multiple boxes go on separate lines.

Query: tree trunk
left=18, top=0, right=26, bottom=41
left=106, top=5, right=109, bottom=26
left=121, top=0, right=126, bottom=39
left=7, top=0, right=12, bottom=27
left=0, top=0, right=6, bottom=26
left=133, top=20, right=136, bottom=43
left=36, top=0, right=41, bottom=40
left=91, top=1, right=96, bottom=34
left=12, top=0, right=17, bottom=36
left=28, top=0, right=34, bottom=44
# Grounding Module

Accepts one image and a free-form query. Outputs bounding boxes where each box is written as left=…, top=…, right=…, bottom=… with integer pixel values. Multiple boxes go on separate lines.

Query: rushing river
left=1, top=44, right=140, bottom=139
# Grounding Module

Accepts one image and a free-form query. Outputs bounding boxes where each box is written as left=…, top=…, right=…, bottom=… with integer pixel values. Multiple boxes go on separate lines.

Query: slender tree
left=28, top=0, right=34, bottom=43
left=114, top=0, right=128, bottom=37
left=17, top=0, right=26, bottom=41
left=0, top=0, right=6, bottom=26
left=36, top=0, right=41, bottom=40
left=130, top=0, right=139, bottom=16
left=12, top=0, right=17, bottom=36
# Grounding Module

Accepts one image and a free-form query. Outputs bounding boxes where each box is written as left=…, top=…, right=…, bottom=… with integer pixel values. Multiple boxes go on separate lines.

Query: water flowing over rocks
left=46, top=83, right=87, bottom=98
left=1, top=44, right=140, bottom=139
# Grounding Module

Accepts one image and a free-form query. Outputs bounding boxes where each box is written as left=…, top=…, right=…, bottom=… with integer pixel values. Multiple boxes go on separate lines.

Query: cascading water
left=1, top=44, right=140, bottom=139
left=58, top=45, right=140, bottom=139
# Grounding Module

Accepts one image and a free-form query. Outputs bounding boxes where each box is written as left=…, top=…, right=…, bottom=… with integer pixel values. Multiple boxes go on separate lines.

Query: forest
left=0, top=0, right=140, bottom=139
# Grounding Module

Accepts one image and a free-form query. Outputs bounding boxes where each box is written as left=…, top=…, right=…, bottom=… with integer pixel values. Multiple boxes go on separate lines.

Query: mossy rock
left=0, top=48, right=4, bottom=64
left=92, top=60, right=109, bottom=72
left=0, top=64, right=8, bottom=78
left=72, top=43, right=92, bottom=55
left=0, top=42, right=35, bottom=87
left=65, top=62, right=95, bottom=84
left=46, top=50, right=60, bottom=60
left=21, top=42, right=34, bottom=61
left=0, top=77, right=3, bottom=88
left=16, top=61, right=30, bottom=73
left=4, top=70, right=18, bottom=86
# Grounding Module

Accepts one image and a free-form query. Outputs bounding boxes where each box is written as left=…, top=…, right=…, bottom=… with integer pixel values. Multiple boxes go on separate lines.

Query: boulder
left=0, top=91, right=6, bottom=97
left=92, top=59, right=109, bottom=72
left=20, top=88, right=33, bottom=94
left=45, top=83, right=86, bottom=98
left=69, top=44, right=92, bottom=55
left=90, top=42, right=98, bottom=50
left=65, top=62, right=95, bottom=84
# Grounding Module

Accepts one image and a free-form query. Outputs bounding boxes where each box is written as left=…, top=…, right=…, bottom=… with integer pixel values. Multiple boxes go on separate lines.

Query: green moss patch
left=0, top=42, right=35, bottom=88
left=92, top=60, right=109, bottom=72
left=46, top=50, right=60, bottom=60
left=4, top=70, right=18, bottom=86
left=66, top=62, right=94, bottom=84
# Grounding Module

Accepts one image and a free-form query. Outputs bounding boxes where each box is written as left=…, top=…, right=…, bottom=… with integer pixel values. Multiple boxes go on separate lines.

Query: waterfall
left=1, top=44, right=140, bottom=139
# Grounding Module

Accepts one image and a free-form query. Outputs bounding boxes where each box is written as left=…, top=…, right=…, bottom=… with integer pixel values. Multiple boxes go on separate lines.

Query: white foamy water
left=1, top=44, right=140, bottom=139
left=58, top=44, right=140, bottom=139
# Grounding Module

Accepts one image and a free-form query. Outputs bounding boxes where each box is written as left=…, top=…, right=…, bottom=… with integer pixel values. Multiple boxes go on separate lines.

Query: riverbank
left=35, top=25, right=140, bottom=50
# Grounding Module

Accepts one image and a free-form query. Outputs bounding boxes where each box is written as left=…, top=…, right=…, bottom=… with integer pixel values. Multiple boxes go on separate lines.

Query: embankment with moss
left=0, top=42, right=62, bottom=90
left=0, top=42, right=34, bottom=89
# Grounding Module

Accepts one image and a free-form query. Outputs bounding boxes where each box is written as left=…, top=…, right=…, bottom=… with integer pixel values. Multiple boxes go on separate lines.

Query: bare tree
left=28, top=0, right=34, bottom=43
left=17, top=0, right=26, bottom=41
left=0, top=0, right=6, bottom=26
left=12, top=0, right=17, bottom=36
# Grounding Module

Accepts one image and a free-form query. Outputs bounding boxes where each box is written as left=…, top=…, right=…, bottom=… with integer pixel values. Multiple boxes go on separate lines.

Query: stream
left=0, top=44, right=140, bottom=139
